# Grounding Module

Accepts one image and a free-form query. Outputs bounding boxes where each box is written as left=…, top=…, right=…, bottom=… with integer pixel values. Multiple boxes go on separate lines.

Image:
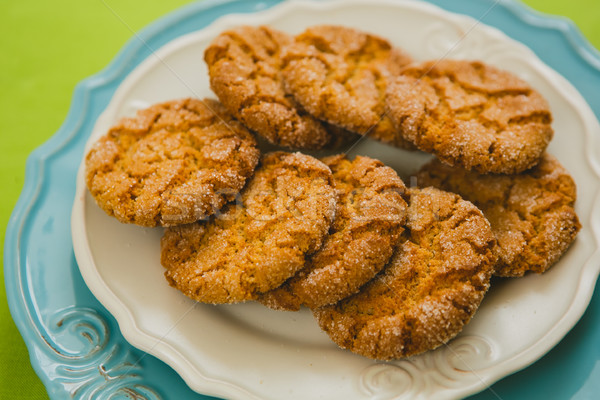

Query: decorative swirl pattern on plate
left=45, top=307, right=162, bottom=400
left=359, top=336, right=495, bottom=400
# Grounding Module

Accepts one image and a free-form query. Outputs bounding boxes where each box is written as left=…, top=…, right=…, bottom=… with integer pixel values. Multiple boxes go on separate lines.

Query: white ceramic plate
left=72, top=0, right=600, bottom=399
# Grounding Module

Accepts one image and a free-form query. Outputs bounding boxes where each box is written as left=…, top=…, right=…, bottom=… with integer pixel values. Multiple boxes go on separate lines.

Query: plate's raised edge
left=2, top=1, right=265, bottom=398
left=501, top=0, right=600, bottom=70
left=5, top=0, right=600, bottom=400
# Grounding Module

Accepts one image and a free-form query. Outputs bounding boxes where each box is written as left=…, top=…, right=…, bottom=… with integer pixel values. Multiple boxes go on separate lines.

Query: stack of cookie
left=85, top=24, right=580, bottom=361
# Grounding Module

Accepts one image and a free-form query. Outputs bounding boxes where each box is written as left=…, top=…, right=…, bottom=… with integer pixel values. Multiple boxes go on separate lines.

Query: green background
left=1, top=0, right=599, bottom=398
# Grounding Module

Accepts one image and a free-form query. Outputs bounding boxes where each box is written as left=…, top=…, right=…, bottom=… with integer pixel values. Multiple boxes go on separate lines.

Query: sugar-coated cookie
left=281, top=25, right=414, bottom=149
left=161, top=152, right=336, bottom=304
left=205, top=25, right=352, bottom=149
left=416, top=153, right=581, bottom=277
left=386, top=59, right=553, bottom=173
left=314, top=187, right=496, bottom=360
left=259, top=155, right=408, bottom=310
left=85, top=98, right=260, bottom=227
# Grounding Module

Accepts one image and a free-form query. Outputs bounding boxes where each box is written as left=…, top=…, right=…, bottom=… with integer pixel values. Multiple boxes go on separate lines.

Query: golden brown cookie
left=386, top=59, right=553, bottom=173
left=204, top=25, right=351, bottom=149
left=313, top=187, right=497, bottom=360
left=259, top=155, right=408, bottom=311
left=416, top=153, right=581, bottom=277
left=281, top=25, right=414, bottom=149
left=161, top=151, right=336, bottom=304
left=85, top=98, right=260, bottom=227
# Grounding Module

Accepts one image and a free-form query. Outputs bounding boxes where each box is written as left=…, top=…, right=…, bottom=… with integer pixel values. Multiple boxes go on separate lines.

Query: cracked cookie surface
left=161, top=151, right=336, bottom=304
left=205, top=25, right=351, bottom=149
left=281, top=25, right=414, bottom=149
left=386, top=59, right=553, bottom=173
left=85, top=98, right=260, bottom=227
left=259, top=155, right=408, bottom=310
left=416, top=153, right=581, bottom=277
left=313, top=187, right=496, bottom=360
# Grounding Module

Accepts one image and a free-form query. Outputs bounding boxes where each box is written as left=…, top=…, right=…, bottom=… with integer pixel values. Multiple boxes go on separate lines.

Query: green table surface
left=1, top=0, right=599, bottom=398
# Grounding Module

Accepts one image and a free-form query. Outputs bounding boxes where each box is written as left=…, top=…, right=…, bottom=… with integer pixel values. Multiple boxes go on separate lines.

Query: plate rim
left=6, top=0, right=600, bottom=399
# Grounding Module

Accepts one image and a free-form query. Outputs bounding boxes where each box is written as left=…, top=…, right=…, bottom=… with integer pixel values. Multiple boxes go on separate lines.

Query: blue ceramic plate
left=5, top=0, right=600, bottom=399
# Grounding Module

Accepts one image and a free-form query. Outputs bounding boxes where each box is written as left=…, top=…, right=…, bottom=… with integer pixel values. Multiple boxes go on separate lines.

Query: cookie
left=259, top=155, right=408, bottom=310
left=281, top=25, right=414, bottom=149
left=161, top=151, right=336, bottom=304
left=313, top=187, right=497, bottom=360
left=386, top=59, right=553, bottom=174
left=416, top=153, right=581, bottom=277
left=205, top=25, right=350, bottom=149
left=85, top=98, right=260, bottom=227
